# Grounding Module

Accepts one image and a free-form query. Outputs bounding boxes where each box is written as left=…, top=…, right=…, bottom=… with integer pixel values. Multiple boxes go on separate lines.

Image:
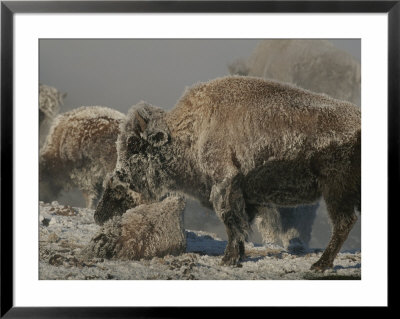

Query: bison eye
left=150, top=132, right=165, bottom=143
left=148, top=131, right=169, bottom=147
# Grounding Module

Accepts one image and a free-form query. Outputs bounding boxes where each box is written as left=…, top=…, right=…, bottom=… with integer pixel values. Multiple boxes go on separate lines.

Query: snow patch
left=39, top=202, right=361, bottom=280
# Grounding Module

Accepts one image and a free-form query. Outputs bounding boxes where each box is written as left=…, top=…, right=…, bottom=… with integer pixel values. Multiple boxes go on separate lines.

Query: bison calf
left=39, top=106, right=125, bottom=208
left=84, top=196, right=186, bottom=260
left=95, top=76, right=361, bottom=270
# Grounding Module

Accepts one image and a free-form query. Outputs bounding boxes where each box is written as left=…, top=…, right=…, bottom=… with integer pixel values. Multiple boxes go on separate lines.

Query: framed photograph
left=1, top=0, right=396, bottom=316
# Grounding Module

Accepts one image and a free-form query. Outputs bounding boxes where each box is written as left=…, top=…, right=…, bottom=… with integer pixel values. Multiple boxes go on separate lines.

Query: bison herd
left=39, top=40, right=361, bottom=272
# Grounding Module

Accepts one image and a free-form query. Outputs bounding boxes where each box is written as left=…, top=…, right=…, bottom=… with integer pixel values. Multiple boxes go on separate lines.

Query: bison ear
left=129, top=102, right=169, bottom=147
left=130, top=101, right=162, bottom=136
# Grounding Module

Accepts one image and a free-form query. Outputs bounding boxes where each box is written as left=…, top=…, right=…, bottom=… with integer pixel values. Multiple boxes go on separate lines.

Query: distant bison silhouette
left=39, top=106, right=125, bottom=209
left=228, top=39, right=360, bottom=106
left=39, top=84, right=66, bottom=148
left=95, top=76, right=361, bottom=271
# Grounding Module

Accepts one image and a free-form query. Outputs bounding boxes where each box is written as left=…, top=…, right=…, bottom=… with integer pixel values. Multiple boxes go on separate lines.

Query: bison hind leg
left=311, top=196, right=358, bottom=271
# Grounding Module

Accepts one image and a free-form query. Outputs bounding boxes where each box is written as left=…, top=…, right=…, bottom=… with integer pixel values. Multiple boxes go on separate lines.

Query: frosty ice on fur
left=39, top=106, right=125, bottom=209
left=228, top=39, right=361, bottom=253
left=83, top=196, right=186, bottom=261
left=95, top=76, right=361, bottom=270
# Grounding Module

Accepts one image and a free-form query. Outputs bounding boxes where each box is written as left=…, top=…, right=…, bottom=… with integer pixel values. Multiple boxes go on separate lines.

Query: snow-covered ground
left=39, top=201, right=361, bottom=280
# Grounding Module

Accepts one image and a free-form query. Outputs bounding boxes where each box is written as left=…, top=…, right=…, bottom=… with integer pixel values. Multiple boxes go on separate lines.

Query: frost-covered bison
left=229, top=39, right=361, bottom=106
left=229, top=39, right=361, bottom=251
left=84, top=196, right=186, bottom=260
left=95, top=76, right=361, bottom=270
left=39, top=84, right=66, bottom=148
left=39, top=106, right=126, bottom=209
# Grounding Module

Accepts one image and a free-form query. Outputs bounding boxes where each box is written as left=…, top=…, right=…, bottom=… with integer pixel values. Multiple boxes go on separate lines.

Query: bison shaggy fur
left=95, top=76, right=361, bottom=270
left=39, top=106, right=126, bottom=208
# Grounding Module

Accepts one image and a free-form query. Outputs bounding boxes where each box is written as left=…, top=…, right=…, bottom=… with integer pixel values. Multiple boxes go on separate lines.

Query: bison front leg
left=210, top=175, right=249, bottom=266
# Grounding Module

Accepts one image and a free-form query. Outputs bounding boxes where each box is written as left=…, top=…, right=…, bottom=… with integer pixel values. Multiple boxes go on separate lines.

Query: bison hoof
left=220, top=241, right=245, bottom=267
left=220, top=257, right=242, bottom=267
left=310, top=260, right=333, bottom=272
left=220, top=252, right=242, bottom=267
left=93, top=212, right=105, bottom=225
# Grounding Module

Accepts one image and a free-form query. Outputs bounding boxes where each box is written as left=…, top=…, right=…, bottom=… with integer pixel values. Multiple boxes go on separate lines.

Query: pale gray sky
left=39, top=39, right=360, bottom=113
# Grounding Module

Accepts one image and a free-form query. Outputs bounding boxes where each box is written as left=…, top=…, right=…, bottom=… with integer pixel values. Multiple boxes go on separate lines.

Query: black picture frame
left=1, top=1, right=396, bottom=317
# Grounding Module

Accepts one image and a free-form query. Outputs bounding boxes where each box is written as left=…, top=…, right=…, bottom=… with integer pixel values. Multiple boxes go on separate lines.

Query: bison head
left=94, top=101, right=172, bottom=225
left=94, top=172, right=143, bottom=225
